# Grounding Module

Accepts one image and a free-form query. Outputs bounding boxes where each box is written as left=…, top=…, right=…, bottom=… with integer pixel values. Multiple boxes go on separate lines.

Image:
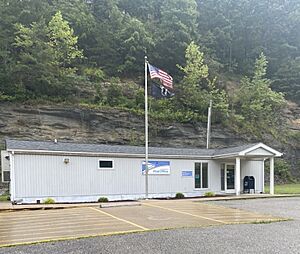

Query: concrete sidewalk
left=0, top=194, right=299, bottom=212
left=192, top=194, right=300, bottom=202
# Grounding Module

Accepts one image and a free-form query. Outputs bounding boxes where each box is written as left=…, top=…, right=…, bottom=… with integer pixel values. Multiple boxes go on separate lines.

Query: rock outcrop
left=0, top=102, right=299, bottom=177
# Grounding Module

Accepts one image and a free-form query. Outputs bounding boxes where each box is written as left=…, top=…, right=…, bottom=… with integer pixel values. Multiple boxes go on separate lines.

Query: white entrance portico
left=214, top=143, right=283, bottom=195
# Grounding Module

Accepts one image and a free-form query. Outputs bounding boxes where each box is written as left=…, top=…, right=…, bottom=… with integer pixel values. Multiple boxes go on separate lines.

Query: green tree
left=89, top=0, right=153, bottom=76
left=47, top=11, right=83, bottom=74
left=13, top=21, right=57, bottom=96
left=273, top=57, right=300, bottom=103
left=0, top=0, right=53, bottom=96
left=176, top=42, right=229, bottom=119
left=117, top=17, right=154, bottom=74
left=152, top=0, right=199, bottom=76
left=196, top=0, right=300, bottom=103
left=51, top=0, right=96, bottom=61
left=12, top=11, right=84, bottom=97
left=233, top=53, right=286, bottom=136
left=178, top=41, right=209, bottom=87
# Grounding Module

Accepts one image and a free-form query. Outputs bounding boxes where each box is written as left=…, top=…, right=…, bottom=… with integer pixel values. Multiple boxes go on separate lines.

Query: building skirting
left=15, top=191, right=220, bottom=204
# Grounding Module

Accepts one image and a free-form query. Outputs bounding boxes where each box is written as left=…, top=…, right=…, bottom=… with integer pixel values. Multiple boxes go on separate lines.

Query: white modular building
left=1, top=139, right=282, bottom=204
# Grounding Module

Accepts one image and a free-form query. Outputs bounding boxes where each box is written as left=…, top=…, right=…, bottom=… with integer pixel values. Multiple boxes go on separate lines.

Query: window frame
left=98, top=159, right=114, bottom=170
left=194, top=161, right=209, bottom=190
left=2, top=171, right=10, bottom=182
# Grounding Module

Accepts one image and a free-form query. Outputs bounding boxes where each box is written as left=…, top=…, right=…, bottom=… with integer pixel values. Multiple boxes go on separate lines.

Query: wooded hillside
left=0, top=1, right=299, bottom=137
left=0, top=0, right=299, bottom=178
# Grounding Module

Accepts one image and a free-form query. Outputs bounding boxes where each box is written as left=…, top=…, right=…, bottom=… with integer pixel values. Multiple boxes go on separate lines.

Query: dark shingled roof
left=213, top=143, right=260, bottom=156
left=5, top=139, right=259, bottom=157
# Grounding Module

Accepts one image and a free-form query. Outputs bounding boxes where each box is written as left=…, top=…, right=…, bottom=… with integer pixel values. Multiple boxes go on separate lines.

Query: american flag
left=148, top=64, right=173, bottom=90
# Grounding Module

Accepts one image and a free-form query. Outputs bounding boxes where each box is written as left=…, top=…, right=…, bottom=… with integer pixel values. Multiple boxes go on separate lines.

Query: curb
left=0, top=201, right=141, bottom=212
left=197, top=194, right=300, bottom=202
left=100, top=202, right=141, bottom=208
left=1, top=195, right=299, bottom=212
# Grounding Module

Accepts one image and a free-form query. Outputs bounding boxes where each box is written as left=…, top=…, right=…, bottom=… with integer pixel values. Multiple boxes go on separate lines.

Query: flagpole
left=144, top=56, right=149, bottom=199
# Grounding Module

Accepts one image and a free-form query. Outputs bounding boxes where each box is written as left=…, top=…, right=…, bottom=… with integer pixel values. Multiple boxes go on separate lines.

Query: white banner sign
left=142, top=161, right=170, bottom=175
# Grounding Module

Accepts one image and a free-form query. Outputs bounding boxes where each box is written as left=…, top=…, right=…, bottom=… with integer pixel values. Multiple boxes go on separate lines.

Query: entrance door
left=221, top=164, right=235, bottom=193
left=226, top=165, right=235, bottom=193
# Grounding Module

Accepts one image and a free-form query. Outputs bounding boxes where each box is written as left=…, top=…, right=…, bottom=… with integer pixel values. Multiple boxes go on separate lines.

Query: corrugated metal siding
left=241, top=160, right=264, bottom=193
left=13, top=154, right=219, bottom=200
left=209, top=160, right=221, bottom=192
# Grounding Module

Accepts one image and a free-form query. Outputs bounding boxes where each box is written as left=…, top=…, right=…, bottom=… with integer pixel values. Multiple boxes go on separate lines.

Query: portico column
left=270, top=157, right=274, bottom=195
left=235, top=157, right=241, bottom=196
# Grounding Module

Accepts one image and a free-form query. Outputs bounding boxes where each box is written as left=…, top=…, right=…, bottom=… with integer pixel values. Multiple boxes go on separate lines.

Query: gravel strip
left=1, top=197, right=299, bottom=254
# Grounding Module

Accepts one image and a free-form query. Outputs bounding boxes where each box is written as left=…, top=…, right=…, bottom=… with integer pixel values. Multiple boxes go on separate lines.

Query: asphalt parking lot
left=0, top=199, right=283, bottom=247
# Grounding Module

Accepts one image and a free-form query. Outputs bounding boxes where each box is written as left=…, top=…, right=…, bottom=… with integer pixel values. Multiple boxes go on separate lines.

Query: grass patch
left=0, top=194, right=9, bottom=202
left=251, top=220, right=274, bottom=224
left=251, top=218, right=290, bottom=224
left=264, top=183, right=300, bottom=194
left=204, top=192, right=216, bottom=197
left=0, top=191, right=10, bottom=202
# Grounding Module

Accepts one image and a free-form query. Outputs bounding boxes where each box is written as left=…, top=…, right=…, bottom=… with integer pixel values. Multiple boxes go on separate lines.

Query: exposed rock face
left=0, top=103, right=251, bottom=148
left=0, top=103, right=299, bottom=177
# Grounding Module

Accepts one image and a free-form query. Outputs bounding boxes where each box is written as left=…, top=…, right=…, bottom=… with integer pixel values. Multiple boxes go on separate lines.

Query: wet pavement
left=0, top=199, right=285, bottom=247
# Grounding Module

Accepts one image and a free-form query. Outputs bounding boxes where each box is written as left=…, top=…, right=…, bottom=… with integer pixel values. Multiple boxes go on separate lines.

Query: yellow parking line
left=89, top=207, right=149, bottom=231
left=0, top=229, right=143, bottom=248
left=0, top=214, right=111, bottom=223
left=0, top=220, right=125, bottom=234
left=143, top=203, right=227, bottom=224
left=0, top=210, right=103, bottom=219
left=0, top=222, right=138, bottom=239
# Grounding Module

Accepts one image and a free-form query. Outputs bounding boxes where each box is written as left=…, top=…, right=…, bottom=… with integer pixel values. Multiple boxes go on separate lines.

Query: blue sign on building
left=182, top=170, right=193, bottom=177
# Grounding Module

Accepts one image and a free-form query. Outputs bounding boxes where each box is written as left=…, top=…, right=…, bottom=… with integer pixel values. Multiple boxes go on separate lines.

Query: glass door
left=221, top=164, right=235, bottom=193
left=226, top=165, right=235, bottom=191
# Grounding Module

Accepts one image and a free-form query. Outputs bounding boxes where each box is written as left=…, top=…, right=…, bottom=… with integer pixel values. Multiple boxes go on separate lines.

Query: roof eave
left=6, top=149, right=213, bottom=160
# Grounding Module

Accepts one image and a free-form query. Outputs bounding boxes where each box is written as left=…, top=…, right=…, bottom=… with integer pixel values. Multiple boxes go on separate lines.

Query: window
left=202, top=163, right=208, bottom=188
left=194, top=162, right=208, bottom=189
left=2, top=171, right=10, bottom=182
left=98, top=160, right=114, bottom=169
left=195, top=163, right=201, bottom=188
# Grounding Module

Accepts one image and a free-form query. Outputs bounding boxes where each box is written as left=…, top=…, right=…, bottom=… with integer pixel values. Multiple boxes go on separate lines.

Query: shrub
left=43, top=198, right=55, bottom=204
left=265, top=159, right=294, bottom=184
left=204, top=192, right=215, bottom=197
left=106, top=83, right=123, bottom=106
left=83, top=67, right=105, bottom=82
left=175, top=192, right=185, bottom=199
left=98, top=197, right=109, bottom=202
left=0, top=194, right=10, bottom=202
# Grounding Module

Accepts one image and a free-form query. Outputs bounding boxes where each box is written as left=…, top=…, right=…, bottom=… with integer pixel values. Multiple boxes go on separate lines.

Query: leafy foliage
left=47, top=11, right=83, bottom=72
left=233, top=53, right=286, bottom=136
left=43, top=198, right=55, bottom=204
left=98, top=197, right=109, bottom=202
left=204, top=192, right=215, bottom=197
left=265, top=159, right=294, bottom=184
left=175, top=192, right=185, bottom=199
left=175, top=42, right=229, bottom=121
left=0, top=0, right=296, bottom=139
left=11, top=11, right=84, bottom=97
